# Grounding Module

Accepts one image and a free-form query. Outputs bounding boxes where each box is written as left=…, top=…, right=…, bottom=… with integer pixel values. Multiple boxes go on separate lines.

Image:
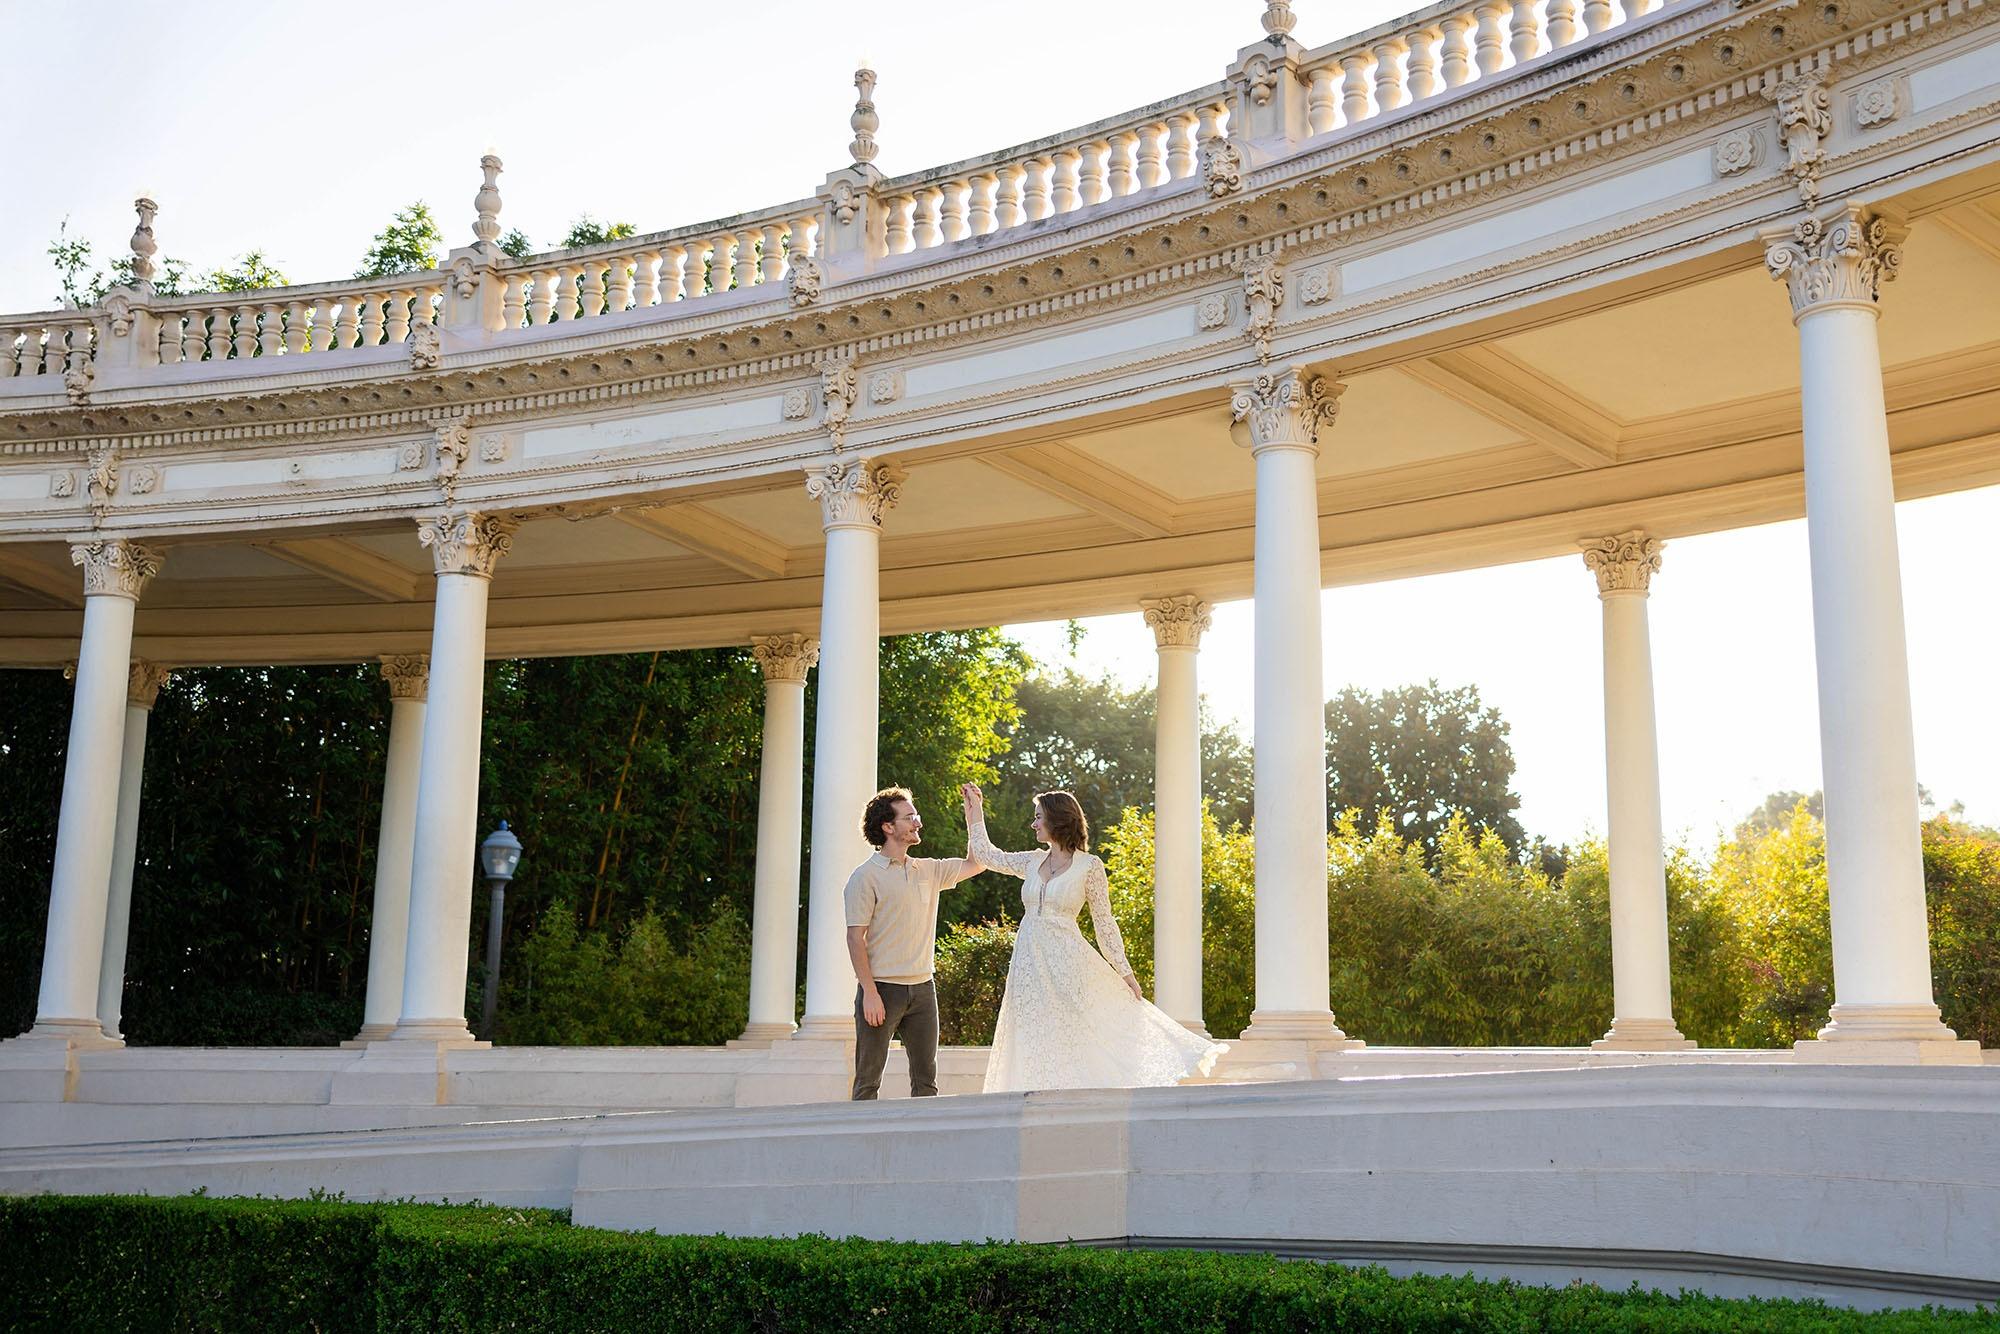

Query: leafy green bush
left=1923, top=817, right=2000, bottom=1047
left=1, top=1194, right=1985, bottom=1332
left=934, top=920, right=1016, bottom=1045
left=498, top=901, right=749, bottom=1046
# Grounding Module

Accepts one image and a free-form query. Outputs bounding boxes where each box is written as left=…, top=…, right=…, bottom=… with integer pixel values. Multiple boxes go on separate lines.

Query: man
left=844, top=786, right=983, bottom=1100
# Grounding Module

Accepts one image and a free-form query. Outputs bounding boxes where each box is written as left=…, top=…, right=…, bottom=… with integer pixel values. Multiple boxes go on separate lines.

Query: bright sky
left=5, top=1, right=1996, bottom=848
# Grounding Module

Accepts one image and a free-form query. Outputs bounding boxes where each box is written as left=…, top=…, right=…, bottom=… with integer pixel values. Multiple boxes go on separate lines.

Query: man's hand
left=1122, top=975, right=1143, bottom=1001
left=861, top=988, right=887, bottom=1027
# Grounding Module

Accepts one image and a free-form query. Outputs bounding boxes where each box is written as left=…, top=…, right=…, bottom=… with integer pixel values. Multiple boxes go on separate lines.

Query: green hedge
left=0, top=1194, right=1989, bottom=1331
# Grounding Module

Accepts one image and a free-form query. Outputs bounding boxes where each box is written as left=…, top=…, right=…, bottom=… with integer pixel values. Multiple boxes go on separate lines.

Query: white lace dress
left=969, top=820, right=1226, bottom=1093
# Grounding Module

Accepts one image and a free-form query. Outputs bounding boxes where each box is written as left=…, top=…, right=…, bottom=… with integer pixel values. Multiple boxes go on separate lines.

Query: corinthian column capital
left=1580, top=530, right=1664, bottom=596
left=804, top=458, right=906, bottom=531
left=1762, top=203, right=1906, bottom=323
left=417, top=510, right=517, bottom=578
left=1229, top=366, right=1343, bottom=456
left=379, top=653, right=431, bottom=701
left=70, top=538, right=163, bottom=601
left=127, top=660, right=172, bottom=709
left=751, top=633, right=820, bottom=684
left=1141, top=595, right=1213, bottom=649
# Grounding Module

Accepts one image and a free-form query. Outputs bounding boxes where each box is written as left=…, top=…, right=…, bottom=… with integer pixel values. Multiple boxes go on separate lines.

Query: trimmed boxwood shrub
left=0, top=1193, right=1990, bottom=1331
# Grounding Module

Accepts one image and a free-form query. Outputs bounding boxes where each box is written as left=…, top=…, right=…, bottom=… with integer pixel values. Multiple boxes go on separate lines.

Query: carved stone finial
left=1580, top=530, right=1664, bottom=596
left=1763, top=71, right=1833, bottom=207
left=417, top=510, right=516, bottom=578
left=1141, top=595, right=1213, bottom=649
left=805, top=458, right=906, bottom=531
left=410, top=321, right=442, bottom=371
left=817, top=354, right=860, bottom=450
left=787, top=251, right=824, bottom=308
left=1762, top=203, right=1905, bottom=323
left=431, top=412, right=473, bottom=503
left=70, top=538, right=163, bottom=601
left=129, top=198, right=160, bottom=292
left=1240, top=255, right=1284, bottom=363
left=1261, top=0, right=1297, bottom=43
left=751, top=633, right=820, bottom=684
left=379, top=653, right=431, bottom=701
left=127, top=660, right=172, bottom=709
left=850, top=67, right=880, bottom=167
left=1230, top=367, right=1342, bottom=455
left=473, top=154, right=504, bottom=247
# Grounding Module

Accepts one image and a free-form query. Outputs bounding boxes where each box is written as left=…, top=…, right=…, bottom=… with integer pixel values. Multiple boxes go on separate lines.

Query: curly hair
left=1035, top=790, right=1089, bottom=853
left=861, top=787, right=914, bottom=848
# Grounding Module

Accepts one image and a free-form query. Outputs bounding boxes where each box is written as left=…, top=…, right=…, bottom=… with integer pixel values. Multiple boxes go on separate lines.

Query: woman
left=961, top=782, right=1226, bottom=1093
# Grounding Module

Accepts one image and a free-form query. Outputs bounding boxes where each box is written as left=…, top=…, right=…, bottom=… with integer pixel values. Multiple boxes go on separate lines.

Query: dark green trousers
left=852, top=980, right=939, bottom=1100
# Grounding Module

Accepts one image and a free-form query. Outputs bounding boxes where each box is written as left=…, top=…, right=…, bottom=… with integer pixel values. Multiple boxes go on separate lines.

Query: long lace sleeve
left=966, top=818, right=1042, bottom=879
left=1082, top=856, right=1134, bottom=978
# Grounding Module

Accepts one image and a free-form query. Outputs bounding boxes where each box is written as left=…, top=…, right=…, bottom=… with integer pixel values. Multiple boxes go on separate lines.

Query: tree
left=497, top=229, right=534, bottom=260
left=203, top=251, right=288, bottom=293
left=1324, top=681, right=1527, bottom=861
left=559, top=217, right=637, bottom=249
left=355, top=202, right=444, bottom=279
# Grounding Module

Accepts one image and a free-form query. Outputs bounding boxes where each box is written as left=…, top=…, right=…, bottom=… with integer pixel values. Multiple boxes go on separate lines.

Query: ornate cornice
left=805, top=458, right=906, bottom=531
left=1140, top=595, right=1213, bottom=650
left=417, top=510, right=516, bottom=578
left=750, top=633, right=820, bottom=683
left=127, top=659, right=172, bottom=709
left=379, top=652, right=430, bottom=700
left=70, top=538, right=162, bottom=600
left=1580, top=529, right=1663, bottom=595
left=1231, top=366, right=1342, bottom=455
left=1762, top=202, right=1906, bottom=322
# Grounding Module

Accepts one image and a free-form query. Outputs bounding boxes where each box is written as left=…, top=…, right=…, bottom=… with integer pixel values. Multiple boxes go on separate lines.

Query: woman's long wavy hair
left=1035, top=790, right=1089, bottom=853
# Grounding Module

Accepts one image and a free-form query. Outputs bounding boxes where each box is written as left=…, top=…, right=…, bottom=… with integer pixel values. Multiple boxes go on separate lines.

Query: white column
left=391, top=512, right=514, bottom=1045
left=1141, top=595, right=1210, bottom=1034
left=351, top=655, right=428, bottom=1044
left=738, top=633, right=818, bottom=1045
left=1228, top=368, right=1352, bottom=1053
left=26, top=539, right=161, bottom=1045
left=1764, top=205, right=1978, bottom=1061
left=797, top=459, right=904, bottom=1040
left=96, top=660, right=172, bottom=1042
left=1580, top=533, right=1692, bottom=1051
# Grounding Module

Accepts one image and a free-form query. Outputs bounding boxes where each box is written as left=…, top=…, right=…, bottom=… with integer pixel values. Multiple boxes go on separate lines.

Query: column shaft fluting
left=97, top=663, right=170, bottom=1041
left=742, top=635, right=816, bottom=1043
left=1143, top=597, right=1210, bottom=1032
left=355, top=657, right=428, bottom=1042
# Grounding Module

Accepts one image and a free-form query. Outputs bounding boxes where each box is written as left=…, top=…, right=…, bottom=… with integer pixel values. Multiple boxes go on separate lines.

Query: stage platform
left=1, top=1045, right=1995, bottom=1311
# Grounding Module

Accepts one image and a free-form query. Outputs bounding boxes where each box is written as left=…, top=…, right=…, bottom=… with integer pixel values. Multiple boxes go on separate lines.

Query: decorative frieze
left=379, top=653, right=430, bottom=701
left=787, top=252, right=824, bottom=308
left=127, top=660, right=172, bottom=709
left=1764, top=71, right=1833, bottom=207
left=1853, top=74, right=1902, bottom=128
left=1229, top=366, right=1342, bottom=454
left=84, top=446, right=118, bottom=521
left=127, top=465, right=158, bottom=495
left=70, top=538, right=162, bottom=600
left=1240, top=256, right=1284, bottom=364
left=49, top=471, right=76, bottom=498
left=750, top=633, right=820, bottom=683
left=1711, top=126, right=1761, bottom=177
left=417, top=509, right=516, bottom=578
left=478, top=432, right=509, bottom=463
left=1580, top=529, right=1663, bottom=595
left=1297, top=262, right=1337, bottom=306
left=1762, top=203, right=1906, bottom=322
left=1196, top=292, right=1231, bottom=331
left=805, top=458, right=906, bottom=531
left=1140, top=595, right=1213, bottom=650
left=817, top=354, right=859, bottom=450
left=432, top=413, right=473, bottom=503
left=409, top=321, right=442, bottom=371
left=781, top=386, right=814, bottom=420
left=1200, top=138, right=1244, bottom=199
left=867, top=368, right=903, bottom=405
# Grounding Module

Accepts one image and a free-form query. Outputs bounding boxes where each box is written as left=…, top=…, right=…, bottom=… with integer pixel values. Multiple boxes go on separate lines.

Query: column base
left=1176, top=1018, right=1212, bottom=1038
left=1591, top=1017, right=1696, bottom=1051
left=1792, top=1003, right=1982, bottom=1065
left=726, top=1021, right=799, bottom=1049
left=791, top=1014, right=857, bottom=1043
left=385, top=1017, right=488, bottom=1045
left=21, top=1017, right=123, bottom=1049
left=736, top=1018, right=855, bottom=1106
left=340, top=1022, right=399, bottom=1049
left=1212, top=1009, right=1362, bottom=1081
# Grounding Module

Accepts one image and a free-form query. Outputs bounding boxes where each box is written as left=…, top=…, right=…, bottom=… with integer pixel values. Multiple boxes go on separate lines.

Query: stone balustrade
left=149, top=280, right=448, bottom=363
left=0, top=317, right=95, bottom=384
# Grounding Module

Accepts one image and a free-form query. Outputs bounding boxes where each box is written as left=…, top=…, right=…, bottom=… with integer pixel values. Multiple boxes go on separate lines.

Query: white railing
left=149, top=276, right=447, bottom=364
left=0, top=315, right=95, bottom=383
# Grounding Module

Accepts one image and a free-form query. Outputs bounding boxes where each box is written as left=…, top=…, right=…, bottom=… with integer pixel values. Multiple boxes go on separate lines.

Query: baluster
left=258, top=303, right=283, bottom=356
left=1136, top=123, right=1167, bottom=188
left=562, top=264, right=589, bottom=318
left=1307, top=66, right=1337, bottom=134
left=327, top=298, right=356, bottom=350
left=1406, top=26, right=1442, bottom=99
left=40, top=329, right=65, bottom=376
left=182, top=309, right=209, bottom=361
left=156, top=316, right=181, bottom=365
left=524, top=271, right=553, bottom=325
left=659, top=247, right=687, bottom=303
left=681, top=241, right=711, bottom=299
left=580, top=258, right=607, bottom=316
left=1630, top=0, right=1661, bottom=16
left=733, top=228, right=758, bottom=289
left=1583, top=0, right=1616, bottom=31
left=65, top=328, right=90, bottom=377
left=420, top=286, right=444, bottom=330
left=358, top=294, right=385, bottom=346
left=1340, top=53, right=1372, bottom=125
left=793, top=217, right=817, bottom=259
left=282, top=301, right=307, bottom=354
left=883, top=195, right=915, bottom=254
left=1510, top=0, right=1544, bottom=64
left=1102, top=134, right=1132, bottom=198
left=1441, top=14, right=1477, bottom=86
left=1474, top=2, right=1510, bottom=76
left=968, top=173, right=999, bottom=235
left=1546, top=0, right=1581, bottom=46
left=1082, top=141, right=1111, bottom=204
left=1373, top=37, right=1410, bottom=112
left=206, top=308, right=232, bottom=361
left=633, top=252, right=660, bottom=308
left=1022, top=157, right=1053, bottom=221
left=0, top=329, right=18, bottom=377
left=760, top=225, right=788, bottom=283
left=1165, top=111, right=1198, bottom=179
left=610, top=254, right=638, bottom=311
left=993, top=164, right=1025, bottom=230
left=1051, top=149, right=1081, bottom=214
left=911, top=187, right=943, bottom=249
left=385, top=291, right=413, bottom=344
left=1194, top=103, right=1226, bottom=166
left=940, top=182, right=971, bottom=242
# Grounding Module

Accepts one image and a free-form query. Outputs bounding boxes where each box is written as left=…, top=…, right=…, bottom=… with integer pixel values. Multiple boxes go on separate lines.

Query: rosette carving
left=1140, top=596, right=1213, bottom=650
left=805, top=458, right=906, bottom=530
left=1229, top=367, right=1342, bottom=454
left=751, top=633, right=820, bottom=684
left=1580, top=530, right=1663, bottom=595
left=70, top=538, right=163, bottom=600
left=417, top=510, right=517, bottom=578
left=1763, top=204, right=1905, bottom=321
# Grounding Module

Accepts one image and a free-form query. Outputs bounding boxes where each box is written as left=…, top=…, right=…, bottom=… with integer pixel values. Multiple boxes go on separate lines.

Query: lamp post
left=478, top=821, right=522, bottom=1040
